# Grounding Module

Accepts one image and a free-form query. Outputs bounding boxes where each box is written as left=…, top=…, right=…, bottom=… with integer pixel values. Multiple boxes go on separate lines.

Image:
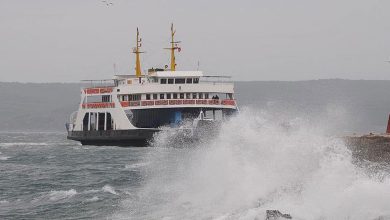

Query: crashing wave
left=113, top=108, right=390, bottom=220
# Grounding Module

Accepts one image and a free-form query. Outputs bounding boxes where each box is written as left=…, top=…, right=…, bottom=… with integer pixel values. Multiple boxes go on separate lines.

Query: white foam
left=48, top=189, right=77, bottom=201
left=85, top=196, right=99, bottom=202
left=102, top=185, right=118, bottom=195
left=84, top=189, right=100, bottom=194
left=0, top=200, right=9, bottom=205
left=114, top=108, right=390, bottom=220
left=0, top=142, right=49, bottom=147
left=124, top=162, right=149, bottom=170
left=0, top=156, right=10, bottom=160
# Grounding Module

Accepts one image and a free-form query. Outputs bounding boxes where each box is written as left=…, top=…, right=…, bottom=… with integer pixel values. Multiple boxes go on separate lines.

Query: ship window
left=193, top=78, right=199, bottom=84
left=146, top=94, right=151, bottom=100
left=199, top=93, right=203, bottom=99
left=150, top=77, right=158, bottom=83
left=160, top=94, right=165, bottom=99
left=205, top=93, right=209, bottom=99
left=173, top=93, right=178, bottom=99
left=124, top=95, right=128, bottom=101
left=161, top=78, right=167, bottom=84
left=180, top=93, right=184, bottom=99
left=175, top=78, right=185, bottom=84
left=102, top=95, right=110, bottom=102
left=186, top=78, right=192, bottom=84
left=192, top=93, right=197, bottom=99
left=168, top=78, right=174, bottom=84
left=167, top=93, right=171, bottom=99
left=153, top=94, right=158, bottom=99
left=129, top=94, right=141, bottom=101
left=186, top=93, right=191, bottom=99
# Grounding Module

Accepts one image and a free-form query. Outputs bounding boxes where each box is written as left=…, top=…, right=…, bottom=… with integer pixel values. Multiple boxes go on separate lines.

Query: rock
left=344, top=134, right=390, bottom=163
left=266, top=210, right=292, bottom=220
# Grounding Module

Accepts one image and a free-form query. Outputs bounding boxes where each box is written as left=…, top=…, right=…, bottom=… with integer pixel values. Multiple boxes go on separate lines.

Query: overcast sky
left=1, top=0, right=390, bottom=82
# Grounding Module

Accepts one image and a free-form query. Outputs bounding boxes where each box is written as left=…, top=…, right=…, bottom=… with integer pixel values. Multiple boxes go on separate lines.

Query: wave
left=124, top=162, right=149, bottom=170
left=0, top=142, right=49, bottom=147
left=114, top=108, right=390, bottom=220
left=32, top=189, right=78, bottom=203
left=0, top=156, right=10, bottom=161
left=47, top=189, right=77, bottom=201
left=85, top=196, right=100, bottom=202
left=83, top=189, right=100, bottom=194
left=0, top=200, right=9, bottom=205
left=102, top=185, right=118, bottom=195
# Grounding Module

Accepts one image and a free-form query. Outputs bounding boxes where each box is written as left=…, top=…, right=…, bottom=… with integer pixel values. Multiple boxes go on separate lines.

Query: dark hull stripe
left=67, top=129, right=159, bottom=146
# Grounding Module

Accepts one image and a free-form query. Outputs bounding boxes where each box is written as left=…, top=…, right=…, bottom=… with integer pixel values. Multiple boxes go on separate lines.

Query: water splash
left=102, top=185, right=118, bottom=195
left=115, top=108, right=390, bottom=220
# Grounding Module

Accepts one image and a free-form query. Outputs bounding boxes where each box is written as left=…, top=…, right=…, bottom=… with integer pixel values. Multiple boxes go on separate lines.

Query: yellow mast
left=165, top=23, right=181, bottom=71
left=133, top=27, right=144, bottom=77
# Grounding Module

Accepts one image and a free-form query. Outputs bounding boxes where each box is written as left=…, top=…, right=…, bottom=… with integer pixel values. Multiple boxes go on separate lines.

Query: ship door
left=106, top=113, right=113, bottom=130
left=98, top=113, right=105, bottom=131
left=83, top=113, right=89, bottom=131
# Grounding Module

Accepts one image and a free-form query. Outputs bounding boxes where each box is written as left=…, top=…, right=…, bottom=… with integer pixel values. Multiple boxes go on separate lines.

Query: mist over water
left=114, top=108, right=390, bottom=220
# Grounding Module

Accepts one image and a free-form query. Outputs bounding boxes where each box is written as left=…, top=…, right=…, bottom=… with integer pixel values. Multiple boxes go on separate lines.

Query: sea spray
left=115, top=108, right=390, bottom=220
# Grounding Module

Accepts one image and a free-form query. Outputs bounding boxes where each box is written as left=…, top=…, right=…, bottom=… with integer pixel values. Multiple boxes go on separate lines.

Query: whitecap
left=48, top=189, right=77, bottom=201
left=102, top=185, right=118, bottom=195
left=0, top=156, right=10, bottom=161
left=84, top=189, right=100, bottom=194
left=124, top=162, right=149, bottom=170
left=85, top=196, right=99, bottom=202
left=0, top=200, right=9, bottom=205
left=0, top=142, right=49, bottom=147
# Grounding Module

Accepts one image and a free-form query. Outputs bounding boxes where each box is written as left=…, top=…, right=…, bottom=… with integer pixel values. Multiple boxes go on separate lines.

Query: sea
left=1, top=80, right=390, bottom=219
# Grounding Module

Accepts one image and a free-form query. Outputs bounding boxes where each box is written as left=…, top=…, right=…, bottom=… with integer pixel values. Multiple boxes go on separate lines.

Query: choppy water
left=1, top=109, right=390, bottom=220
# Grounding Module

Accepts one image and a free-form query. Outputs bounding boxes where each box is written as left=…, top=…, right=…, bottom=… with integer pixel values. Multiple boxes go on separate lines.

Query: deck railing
left=120, top=99, right=236, bottom=108
left=82, top=102, right=115, bottom=109
left=84, top=87, right=114, bottom=94
left=82, top=99, right=236, bottom=109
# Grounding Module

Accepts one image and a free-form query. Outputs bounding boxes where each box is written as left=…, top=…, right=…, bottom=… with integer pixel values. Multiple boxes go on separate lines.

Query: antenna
left=164, top=23, right=181, bottom=71
left=197, top=61, right=200, bottom=71
left=113, top=63, right=117, bottom=74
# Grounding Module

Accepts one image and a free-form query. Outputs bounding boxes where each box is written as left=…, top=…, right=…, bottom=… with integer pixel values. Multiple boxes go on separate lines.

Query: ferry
left=66, top=24, right=238, bottom=146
